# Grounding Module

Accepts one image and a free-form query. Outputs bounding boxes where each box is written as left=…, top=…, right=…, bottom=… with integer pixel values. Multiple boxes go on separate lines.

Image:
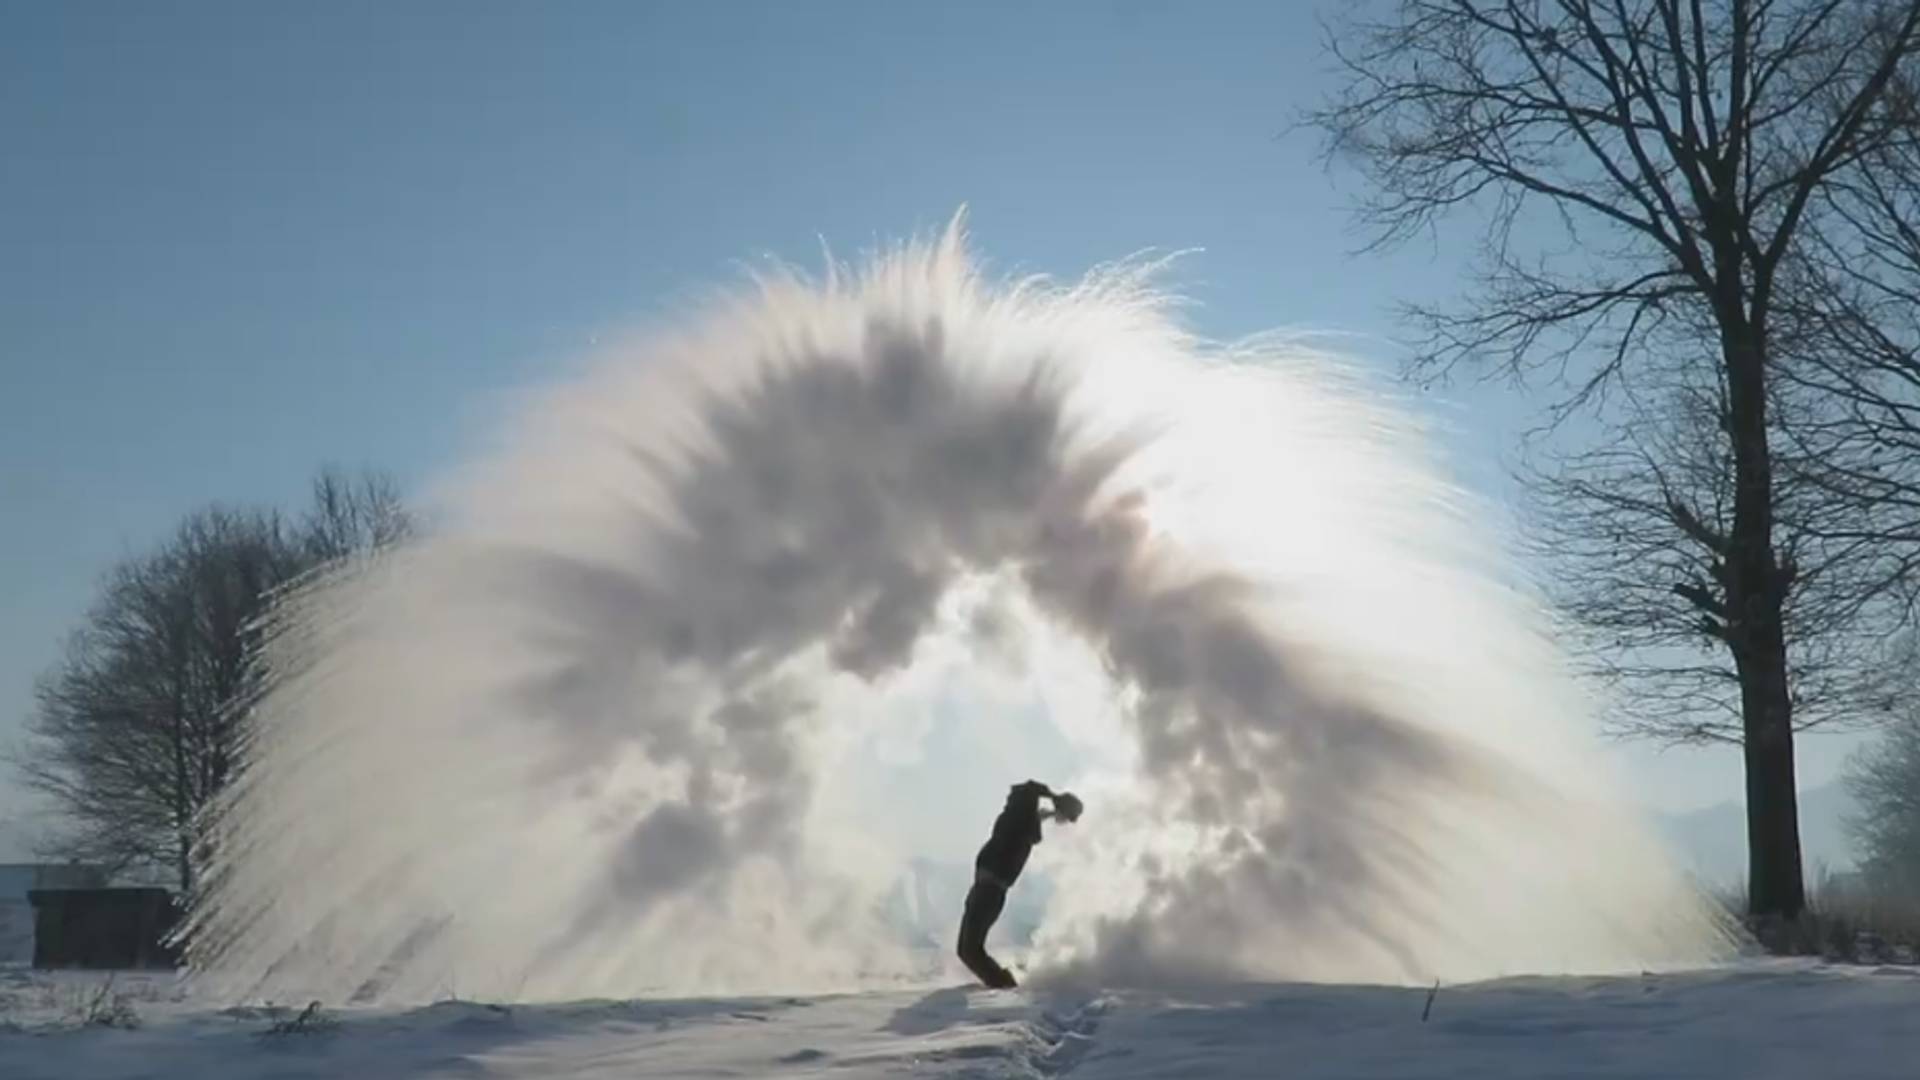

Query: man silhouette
left=956, top=779, right=1081, bottom=989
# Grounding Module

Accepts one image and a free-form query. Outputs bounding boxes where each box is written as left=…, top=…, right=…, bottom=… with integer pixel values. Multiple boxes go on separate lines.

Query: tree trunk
left=172, top=696, right=194, bottom=895
left=1723, top=319, right=1807, bottom=919
left=1740, top=647, right=1803, bottom=917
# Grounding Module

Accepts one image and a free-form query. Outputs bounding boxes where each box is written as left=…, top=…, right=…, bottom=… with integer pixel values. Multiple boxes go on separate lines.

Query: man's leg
left=956, top=880, right=1015, bottom=988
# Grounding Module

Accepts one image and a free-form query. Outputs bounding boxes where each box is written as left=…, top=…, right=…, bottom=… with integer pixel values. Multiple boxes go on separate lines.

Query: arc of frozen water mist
left=184, top=219, right=1734, bottom=1003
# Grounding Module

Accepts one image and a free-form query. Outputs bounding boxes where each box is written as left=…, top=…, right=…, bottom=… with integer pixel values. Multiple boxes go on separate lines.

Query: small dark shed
left=28, top=887, right=180, bottom=970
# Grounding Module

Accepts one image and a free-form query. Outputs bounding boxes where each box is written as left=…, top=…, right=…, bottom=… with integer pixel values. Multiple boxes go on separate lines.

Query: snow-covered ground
left=3, top=961, right=1916, bottom=1079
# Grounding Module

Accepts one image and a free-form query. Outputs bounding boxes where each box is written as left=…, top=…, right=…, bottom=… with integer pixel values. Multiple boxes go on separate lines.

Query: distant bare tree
left=18, top=508, right=296, bottom=889
left=13, top=470, right=408, bottom=891
left=1844, top=648, right=1920, bottom=897
left=1311, top=0, right=1920, bottom=918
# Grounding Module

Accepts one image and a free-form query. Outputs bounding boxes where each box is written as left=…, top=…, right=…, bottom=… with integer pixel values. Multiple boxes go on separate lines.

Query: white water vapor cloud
left=184, top=219, right=1732, bottom=1003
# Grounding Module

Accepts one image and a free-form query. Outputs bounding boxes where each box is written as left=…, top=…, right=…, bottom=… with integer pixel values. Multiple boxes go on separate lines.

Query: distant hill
left=1652, top=781, right=1860, bottom=890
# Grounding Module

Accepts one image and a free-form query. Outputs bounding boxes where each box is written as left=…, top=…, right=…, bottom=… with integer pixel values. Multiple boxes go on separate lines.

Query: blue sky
left=0, top=1, right=1861, bottom=859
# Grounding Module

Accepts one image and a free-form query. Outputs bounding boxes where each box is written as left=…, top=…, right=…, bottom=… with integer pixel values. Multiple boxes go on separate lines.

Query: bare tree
left=1310, top=0, right=1920, bottom=918
left=18, top=508, right=297, bottom=889
left=13, top=470, right=409, bottom=891
left=1844, top=644, right=1920, bottom=897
